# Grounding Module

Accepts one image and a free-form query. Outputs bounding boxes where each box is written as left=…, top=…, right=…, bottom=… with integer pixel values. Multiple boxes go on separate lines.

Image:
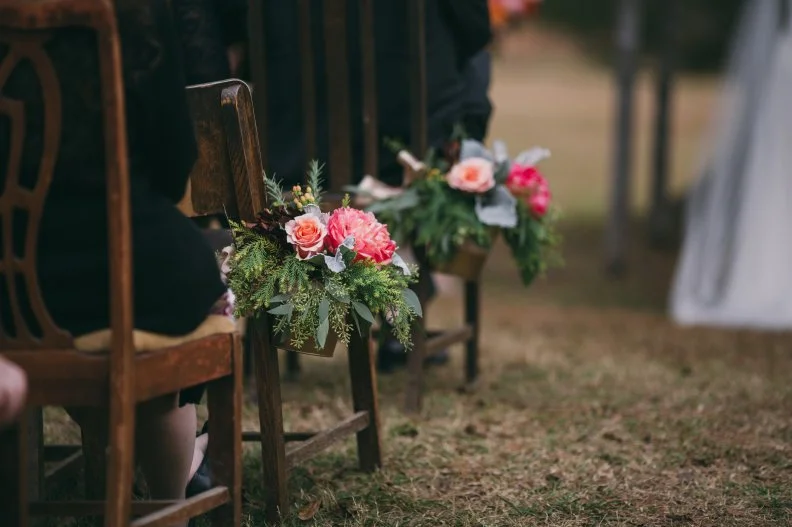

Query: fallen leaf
left=298, top=499, right=321, bottom=521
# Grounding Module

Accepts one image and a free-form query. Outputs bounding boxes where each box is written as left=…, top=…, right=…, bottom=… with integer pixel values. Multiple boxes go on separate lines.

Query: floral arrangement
left=489, top=0, right=542, bottom=30
left=353, top=137, right=560, bottom=286
left=224, top=162, right=422, bottom=352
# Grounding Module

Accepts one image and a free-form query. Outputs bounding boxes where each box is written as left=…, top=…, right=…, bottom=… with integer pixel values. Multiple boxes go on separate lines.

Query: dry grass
left=43, top=27, right=792, bottom=527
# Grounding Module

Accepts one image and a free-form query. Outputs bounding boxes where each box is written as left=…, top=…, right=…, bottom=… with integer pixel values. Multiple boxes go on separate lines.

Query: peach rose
left=285, top=212, right=328, bottom=259
left=326, top=207, right=397, bottom=265
left=446, top=157, right=496, bottom=194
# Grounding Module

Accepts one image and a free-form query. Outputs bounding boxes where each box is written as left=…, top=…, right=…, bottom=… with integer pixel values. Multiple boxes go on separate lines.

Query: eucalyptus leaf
left=514, top=147, right=551, bottom=167
left=460, top=139, right=494, bottom=161
left=402, top=288, right=423, bottom=318
left=391, top=253, right=412, bottom=276
left=351, top=311, right=363, bottom=336
left=269, top=294, right=290, bottom=304
left=475, top=186, right=518, bottom=228
left=268, top=303, right=294, bottom=316
left=316, top=318, right=329, bottom=348
left=351, top=301, right=375, bottom=324
left=329, top=288, right=350, bottom=303
left=318, top=298, right=330, bottom=324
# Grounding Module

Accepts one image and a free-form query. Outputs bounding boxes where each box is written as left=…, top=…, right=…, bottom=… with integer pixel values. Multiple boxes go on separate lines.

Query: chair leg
left=207, top=334, right=243, bottom=527
left=252, top=316, right=289, bottom=524
left=464, top=280, right=480, bottom=386
left=81, top=417, right=108, bottom=502
left=347, top=333, right=382, bottom=472
left=104, top=387, right=136, bottom=526
left=0, top=416, right=28, bottom=527
left=284, top=352, right=301, bottom=382
left=27, top=410, right=44, bottom=504
left=405, top=261, right=431, bottom=414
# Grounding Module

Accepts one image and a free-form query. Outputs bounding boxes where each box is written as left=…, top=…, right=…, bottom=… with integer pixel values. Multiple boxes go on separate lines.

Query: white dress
left=670, top=1, right=792, bottom=329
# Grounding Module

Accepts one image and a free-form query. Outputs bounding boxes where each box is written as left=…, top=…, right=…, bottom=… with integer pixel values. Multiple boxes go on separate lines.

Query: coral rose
left=446, top=157, right=496, bottom=194
left=326, top=207, right=397, bottom=265
left=506, top=163, right=551, bottom=218
left=285, top=212, right=328, bottom=259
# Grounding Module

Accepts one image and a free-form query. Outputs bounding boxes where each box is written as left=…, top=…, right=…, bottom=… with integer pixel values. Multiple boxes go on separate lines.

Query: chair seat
left=73, top=315, right=238, bottom=353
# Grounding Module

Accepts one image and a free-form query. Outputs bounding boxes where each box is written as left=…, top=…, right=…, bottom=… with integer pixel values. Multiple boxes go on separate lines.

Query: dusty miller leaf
left=324, top=251, right=346, bottom=273
left=460, top=139, right=494, bottom=161
left=514, top=147, right=551, bottom=167
left=391, top=253, right=412, bottom=276
left=475, top=186, right=518, bottom=228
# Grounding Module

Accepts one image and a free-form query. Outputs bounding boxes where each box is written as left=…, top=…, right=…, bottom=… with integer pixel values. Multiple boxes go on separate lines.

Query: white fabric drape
left=670, top=0, right=792, bottom=329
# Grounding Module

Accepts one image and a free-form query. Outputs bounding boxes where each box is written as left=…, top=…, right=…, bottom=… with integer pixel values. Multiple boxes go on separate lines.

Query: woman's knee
left=0, top=357, right=28, bottom=426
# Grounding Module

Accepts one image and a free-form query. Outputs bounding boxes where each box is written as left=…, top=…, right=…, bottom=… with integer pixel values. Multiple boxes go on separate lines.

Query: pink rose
left=506, top=164, right=551, bottom=218
left=285, top=212, right=328, bottom=259
left=528, top=187, right=551, bottom=217
left=326, top=207, right=397, bottom=265
left=446, top=157, right=496, bottom=193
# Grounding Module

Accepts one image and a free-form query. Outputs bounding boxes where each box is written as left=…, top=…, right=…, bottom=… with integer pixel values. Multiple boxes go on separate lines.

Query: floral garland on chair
left=223, top=162, right=421, bottom=354
left=351, top=137, right=561, bottom=286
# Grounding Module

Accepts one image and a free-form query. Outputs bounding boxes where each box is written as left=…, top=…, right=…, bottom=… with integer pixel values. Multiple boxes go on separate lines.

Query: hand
left=227, top=44, right=245, bottom=76
left=0, top=357, right=27, bottom=426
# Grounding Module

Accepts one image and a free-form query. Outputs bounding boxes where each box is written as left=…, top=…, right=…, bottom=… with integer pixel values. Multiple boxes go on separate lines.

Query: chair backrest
left=0, top=0, right=133, bottom=358
left=247, top=0, right=428, bottom=193
left=179, top=79, right=266, bottom=221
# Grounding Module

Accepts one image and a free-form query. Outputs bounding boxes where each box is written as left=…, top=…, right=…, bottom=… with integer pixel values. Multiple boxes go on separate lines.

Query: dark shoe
left=185, top=421, right=211, bottom=498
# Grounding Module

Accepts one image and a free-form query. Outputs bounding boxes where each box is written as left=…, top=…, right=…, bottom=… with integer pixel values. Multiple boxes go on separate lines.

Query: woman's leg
left=135, top=395, right=196, bottom=501
left=190, top=431, right=209, bottom=477
left=69, top=394, right=198, bottom=527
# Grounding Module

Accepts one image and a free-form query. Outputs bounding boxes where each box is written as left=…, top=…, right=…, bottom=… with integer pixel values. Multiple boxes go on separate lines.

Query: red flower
left=506, top=164, right=551, bottom=218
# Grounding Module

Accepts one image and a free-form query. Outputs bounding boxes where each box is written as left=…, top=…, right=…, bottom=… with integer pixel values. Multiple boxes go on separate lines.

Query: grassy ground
left=45, top=27, right=792, bottom=526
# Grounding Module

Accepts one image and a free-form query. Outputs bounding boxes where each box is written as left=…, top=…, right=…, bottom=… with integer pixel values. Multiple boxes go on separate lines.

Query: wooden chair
left=246, top=0, right=481, bottom=413
left=0, top=1, right=242, bottom=526
left=402, top=0, right=484, bottom=414
left=246, top=1, right=382, bottom=523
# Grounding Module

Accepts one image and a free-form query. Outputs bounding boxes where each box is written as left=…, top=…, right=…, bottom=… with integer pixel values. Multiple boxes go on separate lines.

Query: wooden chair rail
left=4, top=334, right=234, bottom=407
left=28, top=487, right=228, bottom=520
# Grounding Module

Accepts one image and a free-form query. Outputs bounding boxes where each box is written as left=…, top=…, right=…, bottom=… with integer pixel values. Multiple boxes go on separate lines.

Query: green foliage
left=305, top=160, right=325, bottom=202
left=226, top=166, right=420, bottom=351
left=503, top=204, right=563, bottom=286
left=374, top=173, right=495, bottom=265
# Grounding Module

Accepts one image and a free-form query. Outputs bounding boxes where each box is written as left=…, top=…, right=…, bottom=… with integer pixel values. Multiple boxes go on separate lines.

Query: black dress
left=0, top=0, right=226, bottom=404
left=257, top=0, right=491, bottom=187
left=171, top=0, right=248, bottom=85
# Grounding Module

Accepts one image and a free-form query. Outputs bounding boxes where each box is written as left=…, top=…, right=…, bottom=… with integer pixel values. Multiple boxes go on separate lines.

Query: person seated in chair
left=0, top=0, right=231, bottom=520
left=246, top=0, right=492, bottom=371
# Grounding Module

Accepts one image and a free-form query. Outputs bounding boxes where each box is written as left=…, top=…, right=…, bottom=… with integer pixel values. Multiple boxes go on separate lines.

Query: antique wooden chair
left=0, top=1, right=242, bottom=526
left=402, top=0, right=484, bottom=414
left=246, top=0, right=382, bottom=523
left=247, top=0, right=481, bottom=413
